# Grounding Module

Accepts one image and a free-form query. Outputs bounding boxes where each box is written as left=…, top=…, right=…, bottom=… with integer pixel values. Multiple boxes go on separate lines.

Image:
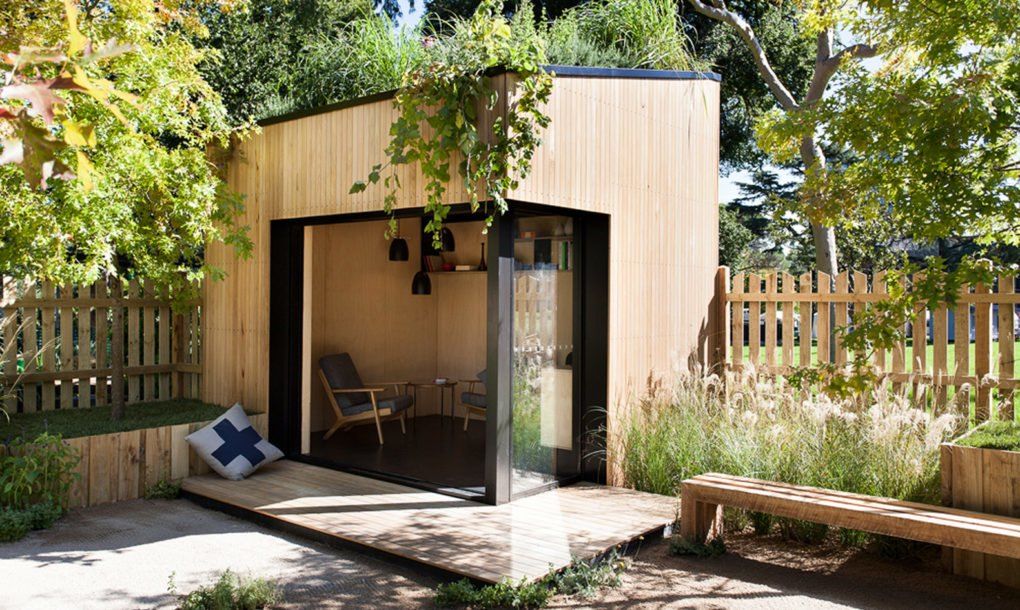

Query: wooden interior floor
left=308, top=414, right=485, bottom=494
left=182, top=460, right=677, bottom=584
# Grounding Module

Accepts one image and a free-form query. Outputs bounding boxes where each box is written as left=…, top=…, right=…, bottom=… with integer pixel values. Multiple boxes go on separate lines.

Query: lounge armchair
left=318, top=353, right=413, bottom=444
left=459, top=369, right=487, bottom=431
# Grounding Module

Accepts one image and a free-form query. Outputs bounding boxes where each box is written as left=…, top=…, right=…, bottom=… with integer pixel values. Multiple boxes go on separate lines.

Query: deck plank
left=182, top=460, right=675, bottom=583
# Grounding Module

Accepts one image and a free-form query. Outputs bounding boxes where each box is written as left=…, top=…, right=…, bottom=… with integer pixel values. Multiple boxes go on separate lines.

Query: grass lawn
left=0, top=399, right=228, bottom=442
left=741, top=340, right=1019, bottom=378
left=956, top=420, right=1020, bottom=451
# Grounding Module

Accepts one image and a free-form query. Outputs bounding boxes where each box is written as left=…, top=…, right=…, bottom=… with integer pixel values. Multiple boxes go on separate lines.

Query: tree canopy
left=0, top=0, right=250, bottom=303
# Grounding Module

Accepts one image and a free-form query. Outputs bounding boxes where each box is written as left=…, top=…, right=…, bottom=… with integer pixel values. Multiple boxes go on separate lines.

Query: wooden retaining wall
left=0, top=278, right=202, bottom=414
left=941, top=440, right=1020, bottom=588
left=52, top=413, right=267, bottom=509
left=715, top=267, right=1019, bottom=423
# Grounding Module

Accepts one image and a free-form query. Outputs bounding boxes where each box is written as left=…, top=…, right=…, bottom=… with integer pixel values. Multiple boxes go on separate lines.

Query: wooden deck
left=182, top=460, right=676, bottom=583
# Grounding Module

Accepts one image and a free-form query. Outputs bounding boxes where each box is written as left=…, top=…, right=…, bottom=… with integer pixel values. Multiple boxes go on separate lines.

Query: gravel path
left=2, top=499, right=1018, bottom=609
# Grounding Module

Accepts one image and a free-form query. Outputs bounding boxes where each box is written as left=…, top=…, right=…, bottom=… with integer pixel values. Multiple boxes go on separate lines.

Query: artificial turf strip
left=956, top=421, right=1020, bottom=452
left=0, top=399, right=229, bottom=442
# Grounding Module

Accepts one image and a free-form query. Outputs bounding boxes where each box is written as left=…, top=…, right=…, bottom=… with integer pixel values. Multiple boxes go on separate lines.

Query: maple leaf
left=0, top=76, right=81, bottom=125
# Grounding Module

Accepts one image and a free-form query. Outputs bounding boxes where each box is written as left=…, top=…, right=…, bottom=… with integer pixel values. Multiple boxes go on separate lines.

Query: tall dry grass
left=620, top=366, right=961, bottom=505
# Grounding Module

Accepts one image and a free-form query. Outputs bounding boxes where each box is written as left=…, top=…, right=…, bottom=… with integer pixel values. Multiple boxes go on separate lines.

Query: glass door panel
left=511, top=215, right=576, bottom=496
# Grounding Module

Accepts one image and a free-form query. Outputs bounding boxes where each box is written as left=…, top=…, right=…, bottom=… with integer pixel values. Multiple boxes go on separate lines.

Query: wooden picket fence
left=0, top=279, right=202, bottom=414
left=715, top=267, right=1020, bottom=423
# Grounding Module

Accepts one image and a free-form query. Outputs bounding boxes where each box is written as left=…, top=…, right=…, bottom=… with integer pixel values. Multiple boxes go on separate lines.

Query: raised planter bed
left=940, top=423, right=1020, bottom=588
left=2, top=407, right=266, bottom=509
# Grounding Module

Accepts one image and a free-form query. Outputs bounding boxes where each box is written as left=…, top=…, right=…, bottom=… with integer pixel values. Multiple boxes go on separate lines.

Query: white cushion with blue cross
left=185, top=404, right=283, bottom=480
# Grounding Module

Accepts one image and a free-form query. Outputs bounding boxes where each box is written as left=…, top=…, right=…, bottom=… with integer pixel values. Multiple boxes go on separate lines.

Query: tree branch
left=805, top=35, right=879, bottom=106
left=686, top=0, right=800, bottom=111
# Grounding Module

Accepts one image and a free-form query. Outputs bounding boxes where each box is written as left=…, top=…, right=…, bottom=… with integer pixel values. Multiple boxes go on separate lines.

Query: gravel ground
left=1, top=499, right=1018, bottom=609
left=551, top=533, right=1020, bottom=609
left=0, top=499, right=437, bottom=609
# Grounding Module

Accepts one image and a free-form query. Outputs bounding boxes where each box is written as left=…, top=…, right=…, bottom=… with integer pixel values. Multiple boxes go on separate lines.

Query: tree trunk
left=800, top=136, right=839, bottom=276
left=110, top=274, right=125, bottom=421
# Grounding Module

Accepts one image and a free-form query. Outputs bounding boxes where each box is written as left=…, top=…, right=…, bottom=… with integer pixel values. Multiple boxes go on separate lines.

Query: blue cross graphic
left=211, top=420, right=266, bottom=467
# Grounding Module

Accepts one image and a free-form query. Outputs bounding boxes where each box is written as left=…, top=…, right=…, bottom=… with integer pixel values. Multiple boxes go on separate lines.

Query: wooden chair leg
left=679, top=485, right=723, bottom=543
left=370, top=395, right=384, bottom=445
left=463, top=410, right=470, bottom=431
left=399, top=411, right=406, bottom=434
left=323, top=420, right=343, bottom=440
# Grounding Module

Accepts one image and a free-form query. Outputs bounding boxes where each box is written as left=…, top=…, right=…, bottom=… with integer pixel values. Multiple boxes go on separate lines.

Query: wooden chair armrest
left=331, top=387, right=386, bottom=394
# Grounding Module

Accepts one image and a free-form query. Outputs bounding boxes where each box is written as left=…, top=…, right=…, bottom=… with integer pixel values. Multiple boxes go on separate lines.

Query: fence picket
left=23, top=283, right=38, bottom=412
left=998, top=275, right=1015, bottom=420
left=933, top=298, right=949, bottom=412
left=816, top=272, right=831, bottom=365
left=159, top=301, right=171, bottom=399
left=59, top=285, right=75, bottom=410
left=95, top=279, right=109, bottom=406
left=78, top=284, right=93, bottom=408
left=764, top=273, right=777, bottom=368
left=0, top=278, right=200, bottom=413
left=781, top=272, right=794, bottom=367
left=143, top=282, right=156, bottom=401
left=834, top=272, right=849, bottom=365
left=40, top=281, right=56, bottom=410
left=798, top=272, right=811, bottom=367
left=719, top=266, right=1018, bottom=428
left=748, top=273, right=761, bottom=366
left=852, top=271, right=868, bottom=364
left=954, top=283, right=971, bottom=422
left=873, top=271, right=888, bottom=370
left=974, top=280, right=992, bottom=422
left=731, top=273, right=744, bottom=369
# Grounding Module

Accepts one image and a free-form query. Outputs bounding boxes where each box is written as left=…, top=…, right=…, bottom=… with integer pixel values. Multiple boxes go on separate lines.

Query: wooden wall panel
left=510, top=77, right=720, bottom=470
left=207, top=75, right=721, bottom=483
left=308, top=219, right=439, bottom=430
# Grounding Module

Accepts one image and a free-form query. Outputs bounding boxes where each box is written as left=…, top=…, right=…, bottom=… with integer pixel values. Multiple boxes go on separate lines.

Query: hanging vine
left=349, top=0, right=553, bottom=249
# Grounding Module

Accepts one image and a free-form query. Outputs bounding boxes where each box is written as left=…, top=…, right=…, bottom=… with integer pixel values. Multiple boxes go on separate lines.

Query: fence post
left=712, top=266, right=730, bottom=373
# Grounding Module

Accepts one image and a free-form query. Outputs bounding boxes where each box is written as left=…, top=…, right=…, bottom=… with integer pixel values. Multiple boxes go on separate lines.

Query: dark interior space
left=308, top=414, right=485, bottom=496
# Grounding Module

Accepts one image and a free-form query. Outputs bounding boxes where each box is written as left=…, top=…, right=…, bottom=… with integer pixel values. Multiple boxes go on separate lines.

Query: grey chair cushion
left=319, top=353, right=368, bottom=410
left=477, top=369, right=487, bottom=385
left=461, top=391, right=487, bottom=409
left=344, top=393, right=413, bottom=417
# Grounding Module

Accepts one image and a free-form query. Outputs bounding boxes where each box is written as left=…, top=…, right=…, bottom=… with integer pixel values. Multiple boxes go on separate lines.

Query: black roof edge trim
left=256, top=65, right=720, bottom=127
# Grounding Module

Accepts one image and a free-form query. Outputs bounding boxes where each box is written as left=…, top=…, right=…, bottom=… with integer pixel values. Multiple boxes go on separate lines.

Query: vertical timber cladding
left=206, top=71, right=721, bottom=482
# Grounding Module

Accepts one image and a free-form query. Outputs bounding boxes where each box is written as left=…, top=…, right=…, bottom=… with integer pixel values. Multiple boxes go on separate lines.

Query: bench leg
left=680, top=488, right=723, bottom=543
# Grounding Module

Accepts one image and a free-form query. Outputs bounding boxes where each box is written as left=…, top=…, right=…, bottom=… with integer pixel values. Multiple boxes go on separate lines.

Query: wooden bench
left=679, top=473, right=1020, bottom=560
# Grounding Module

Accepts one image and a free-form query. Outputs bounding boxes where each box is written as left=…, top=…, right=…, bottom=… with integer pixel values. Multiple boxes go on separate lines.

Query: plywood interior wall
left=306, top=218, right=488, bottom=433
left=206, top=74, right=720, bottom=483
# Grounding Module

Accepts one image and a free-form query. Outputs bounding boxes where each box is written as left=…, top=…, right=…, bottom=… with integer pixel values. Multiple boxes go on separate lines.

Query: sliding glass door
left=510, top=214, right=579, bottom=497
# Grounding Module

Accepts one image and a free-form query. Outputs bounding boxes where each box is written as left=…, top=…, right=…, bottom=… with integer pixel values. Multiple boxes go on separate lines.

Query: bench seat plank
left=681, top=473, right=1020, bottom=560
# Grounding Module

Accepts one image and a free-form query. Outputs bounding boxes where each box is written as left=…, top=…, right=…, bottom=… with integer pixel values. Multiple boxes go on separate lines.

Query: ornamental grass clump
left=620, top=367, right=961, bottom=546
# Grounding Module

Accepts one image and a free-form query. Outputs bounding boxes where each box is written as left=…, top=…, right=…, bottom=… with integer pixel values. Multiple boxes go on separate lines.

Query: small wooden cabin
left=203, top=66, right=720, bottom=504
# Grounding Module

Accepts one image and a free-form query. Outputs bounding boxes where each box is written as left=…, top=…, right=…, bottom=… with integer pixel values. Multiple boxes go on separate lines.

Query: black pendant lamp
left=412, top=265, right=431, bottom=295
left=412, top=223, right=431, bottom=295
left=389, top=236, right=409, bottom=261
left=389, top=222, right=409, bottom=261
left=440, top=226, right=456, bottom=252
